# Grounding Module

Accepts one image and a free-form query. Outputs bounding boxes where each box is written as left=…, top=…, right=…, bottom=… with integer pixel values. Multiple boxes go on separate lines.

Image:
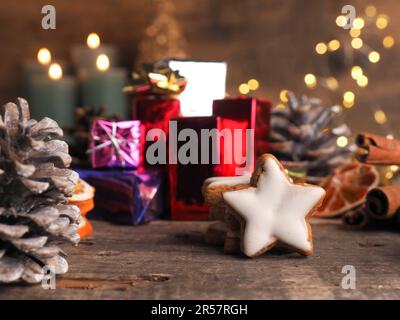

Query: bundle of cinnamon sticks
left=355, top=132, right=400, bottom=165
left=343, top=133, right=400, bottom=228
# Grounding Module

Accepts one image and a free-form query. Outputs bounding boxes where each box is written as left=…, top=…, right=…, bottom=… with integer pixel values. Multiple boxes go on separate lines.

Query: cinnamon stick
left=355, top=132, right=400, bottom=165
left=342, top=206, right=370, bottom=229
left=366, top=186, right=400, bottom=219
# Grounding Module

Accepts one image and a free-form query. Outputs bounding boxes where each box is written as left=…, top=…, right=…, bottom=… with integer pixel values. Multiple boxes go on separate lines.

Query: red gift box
left=134, top=97, right=181, bottom=167
left=212, top=96, right=271, bottom=176
left=169, top=116, right=218, bottom=220
left=168, top=97, right=271, bottom=221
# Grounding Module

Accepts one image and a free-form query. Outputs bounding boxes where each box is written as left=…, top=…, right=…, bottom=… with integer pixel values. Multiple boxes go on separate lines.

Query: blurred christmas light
left=326, top=77, right=338, bottom=91
left=96, top=54, right=110, bottom=72
left=365, top=5, right=377, bottom=17
left=376, top=14, right=389, bottom=29
left=48, top=63, right=63, bottom=80
left=349, top=28, right=361, bottom=38
left=374, top=110, right=387, bottom=124
left=87, top=33, right=100, bottom=49
left=328, top=39, right=340, bottom=51
left=343, top=99, right=354, bottom=109
left=383, top=36, right=395, bottom=49
left=352, top=17, right=365, bottom=29
left=336, top=136, right=349, bottom=147
left=343, top=91, right=355, bottom=103
left=351, top=66, right=363, bottom=79
left=387, top=134, right=394, bottom=140
left=279, top=90, right=288, bottom=102
left=351, top=38, right=363, bottom=49
left=368, top=51, right=380, bottom=63
left=336, top=15, right=347, bottom=28
left=275, top=103, right=286, bottom=110
left=304, top=73, right=317, bottom=88
left=357, top=75, right=369, bottom=87
left=239, top=83, right=250, bottom=95
left=37, top=48, right=51, bottom=65
left=247, top=79, right=259, bottom=90
left=390, top=165, right=399, bottom=172
left=315, top=42, right=327, bottom=55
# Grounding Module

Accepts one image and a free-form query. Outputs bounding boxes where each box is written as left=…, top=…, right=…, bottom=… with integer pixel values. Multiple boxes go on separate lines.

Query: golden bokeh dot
left=352, top=17, right=365, bottom=29
left=248, top=79, right=259, bottom=90
left=349, top=28, right=361, bottom=38
left=376, top=14, right=389, bottom=29
left=365, top=5, right=377, bottom=17
left=343, top=100, right=354, bottom=109
left=315, top=42, right=327, bottom=55
left=351, top=66, right=363, bottom=80
left=328, top=39, right=341, bottom=51
left=304, top=73, right=317, bottom=89
left=357, top=75, right=369, bottom=87
left=336, top=15, right=347, bottom=27
left=239, top=83, right=250, bottom=95
left=374, top=110, right=387, bottom=124
left=368, top=51, right=380, bottom=63
left=383, top=36, right=395, bottom=49
left=336, top=136, right=349, bottom=148
left=343, top=91, right=355, bottom=103
left=351, top=38, right=363, bottom=49
left=326, top=77, right=339, bottom=91
left=279, top=90, right=288, bottom=102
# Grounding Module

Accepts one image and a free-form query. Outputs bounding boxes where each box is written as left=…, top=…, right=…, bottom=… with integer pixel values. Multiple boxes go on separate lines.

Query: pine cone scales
left=0, top=98, right=80, bottom=284
left=270, top=91, right=351, bottom=180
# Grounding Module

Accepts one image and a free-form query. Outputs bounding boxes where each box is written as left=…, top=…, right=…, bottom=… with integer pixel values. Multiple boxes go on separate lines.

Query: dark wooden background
left=0, top=0, right=399, bottom=135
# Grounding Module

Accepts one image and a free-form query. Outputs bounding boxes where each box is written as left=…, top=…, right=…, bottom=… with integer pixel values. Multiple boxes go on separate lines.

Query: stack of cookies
left=202, top=154, right=326, bottom=258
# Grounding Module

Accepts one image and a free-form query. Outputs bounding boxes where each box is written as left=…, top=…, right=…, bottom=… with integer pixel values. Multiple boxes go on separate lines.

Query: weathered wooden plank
left=0, top=219, right=400, bottom=299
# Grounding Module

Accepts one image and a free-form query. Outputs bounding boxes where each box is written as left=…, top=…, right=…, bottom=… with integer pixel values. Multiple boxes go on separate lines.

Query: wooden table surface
left=1, top=219, right=400, bottom=300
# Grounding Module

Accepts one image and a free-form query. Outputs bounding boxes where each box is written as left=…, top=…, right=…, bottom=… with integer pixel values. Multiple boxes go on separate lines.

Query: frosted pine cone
left=269, top=91, right=352, bottom=182
left=0, top=98, right=80, bottom=284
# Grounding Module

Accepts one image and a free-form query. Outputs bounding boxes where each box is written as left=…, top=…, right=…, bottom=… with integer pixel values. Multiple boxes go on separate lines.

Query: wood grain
left=1, top=219, right=400, bottom=299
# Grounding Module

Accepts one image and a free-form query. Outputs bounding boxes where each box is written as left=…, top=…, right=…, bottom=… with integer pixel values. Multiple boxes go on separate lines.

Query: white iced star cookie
left=223, top=154, right=326, bottom=257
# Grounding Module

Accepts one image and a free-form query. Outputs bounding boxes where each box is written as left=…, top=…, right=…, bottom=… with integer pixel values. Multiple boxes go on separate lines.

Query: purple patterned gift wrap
left=89, top=119, right=142, bottom=168
left=76, top=169, right=163, bottom=225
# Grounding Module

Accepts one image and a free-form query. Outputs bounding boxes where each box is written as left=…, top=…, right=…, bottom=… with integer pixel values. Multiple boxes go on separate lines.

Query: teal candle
left=22, top=60, right=48, bottom=97
left=71, top=45, right=118, bottom=71
left=22, top=59, right=48, bottom=78
left=80, top=65, right=128, bottom=118
left=28, top=64, right=77, bottom=128
left=71, top=34, right=118, bottom=71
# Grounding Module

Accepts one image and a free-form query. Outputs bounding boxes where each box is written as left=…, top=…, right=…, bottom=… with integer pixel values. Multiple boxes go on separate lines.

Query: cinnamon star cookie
left=223, top=154, right=326, bottom=257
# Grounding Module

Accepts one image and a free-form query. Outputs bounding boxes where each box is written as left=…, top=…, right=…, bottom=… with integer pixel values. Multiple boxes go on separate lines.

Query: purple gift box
left=89, top=119, right=142, bottom=168
left=76, top=169, right=163, bottom=225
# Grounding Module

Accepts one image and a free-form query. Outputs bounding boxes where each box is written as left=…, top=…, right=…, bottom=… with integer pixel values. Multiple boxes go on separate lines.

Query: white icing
left=204, top=176, right=250, bottom=188
left=222, top=156, right=325, bottom=257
